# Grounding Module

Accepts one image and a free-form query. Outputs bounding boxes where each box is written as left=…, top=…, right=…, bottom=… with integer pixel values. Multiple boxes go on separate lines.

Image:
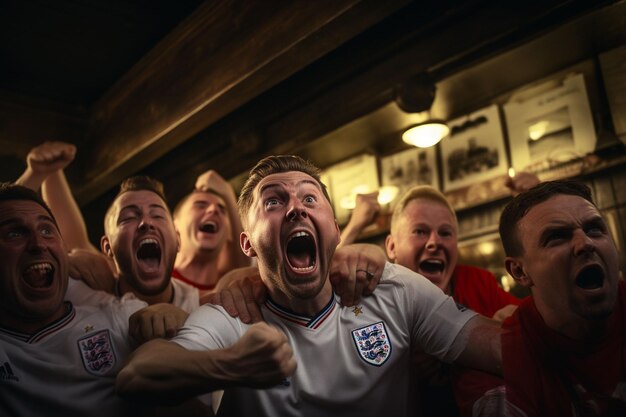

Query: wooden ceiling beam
left=74, top=0, right=410, bottom=204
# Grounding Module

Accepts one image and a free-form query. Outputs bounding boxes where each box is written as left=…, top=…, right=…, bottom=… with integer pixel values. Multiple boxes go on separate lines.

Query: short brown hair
left=390, top=185, right=457, bottom=234
left=499, top=180, right=595, bottom=257
left=238, top=155, right=332, bottom=227
left=0, top=182, right=57, bottom=225
left=104, top=176, right=169, bottom=232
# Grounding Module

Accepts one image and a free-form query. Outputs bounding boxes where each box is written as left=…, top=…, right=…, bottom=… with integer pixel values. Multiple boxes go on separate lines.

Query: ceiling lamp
left=395, top=73, right=449, bottom=148
left=402, top=120, right=449, bottom=148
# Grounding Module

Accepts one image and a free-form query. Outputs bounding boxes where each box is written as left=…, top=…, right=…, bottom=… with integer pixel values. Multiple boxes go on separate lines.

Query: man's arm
left=338, top=192, right=380, bottom=247
left=15, top=141, right=97, bottom=252
left=68, top=248, right=117, bottom=293
left=116, top=322, right=296, bottom=405
left=453, top=315, right=503, bottom=376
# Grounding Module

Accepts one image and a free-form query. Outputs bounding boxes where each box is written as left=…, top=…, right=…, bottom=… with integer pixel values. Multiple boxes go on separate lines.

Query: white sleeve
left=171, top=304, right=249, bottom=351
left=389, top=263, right=477, bottom=362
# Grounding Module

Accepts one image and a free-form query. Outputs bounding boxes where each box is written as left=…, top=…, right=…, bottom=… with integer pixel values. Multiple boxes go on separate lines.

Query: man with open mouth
left=117, top=155, right=504, bottom=416
left=0, top=183, right=190, bottom=416
left=97, top=176, right=201, bottom=313
left=172, top=169, right=249, bottom=294
left=384, top=185, right=522, bottom=416
left=470, top=180, right=626, bottom=416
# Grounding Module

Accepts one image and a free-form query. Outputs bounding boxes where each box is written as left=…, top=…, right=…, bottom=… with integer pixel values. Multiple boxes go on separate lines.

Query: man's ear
left=505, top=256, right=533, bottom=287
left=384, top=234, right=396, bottom=261
left=240, top=232, right=257, bottom=258
left=100, top=236, right=114, bottom=258
left=175, top=229, right=181, bottom=253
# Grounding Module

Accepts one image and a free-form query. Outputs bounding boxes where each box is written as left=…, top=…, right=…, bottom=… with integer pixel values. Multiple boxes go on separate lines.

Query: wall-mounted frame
left=504, top=73, right=597, bottom=171
left=321, top=154, right=379, bottom=225
left=380, top=146, right=438, bottom=200
left=441, top=104, right=508, bottom=192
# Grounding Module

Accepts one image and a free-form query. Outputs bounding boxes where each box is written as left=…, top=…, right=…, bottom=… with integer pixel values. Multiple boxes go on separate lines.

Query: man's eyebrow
left=538, top=222, right=570, bottom=241
left=0, top=214, right=56, bottom=228
left=259, top=183, right=283, bottom=196
left=149, top=204, right=168, bottom=210
left=0, top=217, right=22, bottom=228
left=38, top=214, right=56, bottom=223
left=298, top=179, right=322, bottom=190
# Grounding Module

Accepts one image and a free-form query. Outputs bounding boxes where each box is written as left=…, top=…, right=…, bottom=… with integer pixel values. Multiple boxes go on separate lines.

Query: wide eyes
left=265, top=198, right=279, bottom=208
left=264, top=195, right=317, bottom=209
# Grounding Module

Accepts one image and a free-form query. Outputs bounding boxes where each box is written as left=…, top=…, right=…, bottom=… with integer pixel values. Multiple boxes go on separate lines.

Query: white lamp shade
left=402, top=121, right=449, bottom=148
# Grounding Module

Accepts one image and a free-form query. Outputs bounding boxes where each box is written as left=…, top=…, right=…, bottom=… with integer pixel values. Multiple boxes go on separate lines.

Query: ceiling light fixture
left=402, top=120, right=450, bottom=148
left=395, top=73, right=449, bottom=148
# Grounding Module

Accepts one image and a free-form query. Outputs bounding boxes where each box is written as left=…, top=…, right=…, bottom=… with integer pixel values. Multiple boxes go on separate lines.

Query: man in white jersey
left=0, top=183, right=188, bottom=416
left=94, top=175, right=201, bottom=312
left=117, top=155, right=503, bottom=416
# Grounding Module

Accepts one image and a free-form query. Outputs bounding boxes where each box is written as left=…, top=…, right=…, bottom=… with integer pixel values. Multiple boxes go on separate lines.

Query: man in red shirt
left=489, top=180, right=626, bottom=416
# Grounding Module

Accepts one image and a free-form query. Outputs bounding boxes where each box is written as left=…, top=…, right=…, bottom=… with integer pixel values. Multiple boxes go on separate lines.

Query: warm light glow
left=478, top=241, right=496, bottom=256
left=528, top=120, right=549, bottom=141
left=500, top=274, right=516, bottom=293
left=377, top=186, right=399, bottom=205
left=508, top=167, right=516, bottom=178
left=402, top=121, right=449, bottom=148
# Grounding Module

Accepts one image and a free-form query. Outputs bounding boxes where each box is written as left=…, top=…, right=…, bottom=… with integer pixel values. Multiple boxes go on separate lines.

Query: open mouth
left=575, top=264, right=605, bottom=290
left=419, top=259, right=444, bottom=274
left=286, top=231, right=316, bottom=273
left=23, top=262, right=54, bottom=288
left=199, top=221, right=218, bottom=234
left=136, top=238, right=161, bottom=269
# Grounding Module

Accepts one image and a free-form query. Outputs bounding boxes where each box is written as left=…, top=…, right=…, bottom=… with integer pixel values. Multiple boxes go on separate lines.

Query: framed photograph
left=504, top=73, right=597, bottom=171
left=321, top=154, right=379, bottom=225
left=381, top=146, right=438, bottom=200
left=440, top=104, right=508, bottom=192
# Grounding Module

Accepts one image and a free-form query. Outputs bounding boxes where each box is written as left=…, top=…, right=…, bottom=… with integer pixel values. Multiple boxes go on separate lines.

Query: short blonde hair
left=390, top=185, right=457, bottom=234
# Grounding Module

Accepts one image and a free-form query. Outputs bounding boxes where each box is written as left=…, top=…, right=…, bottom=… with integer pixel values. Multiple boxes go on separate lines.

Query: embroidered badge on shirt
left=78, top=329, right=116, bottom=376
left=352, top=305, right=362, bottom=316
left=351, top=321, right=391, bottom=366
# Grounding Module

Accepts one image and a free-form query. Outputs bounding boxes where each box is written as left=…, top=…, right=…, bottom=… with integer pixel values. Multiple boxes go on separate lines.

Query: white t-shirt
left=66, top=276, right=200, bottom=314
left=171, top=278, right=201, bottom=313
left=173, top=262, right=477, bottom=416
left=0, top=289, right=147, bottom=417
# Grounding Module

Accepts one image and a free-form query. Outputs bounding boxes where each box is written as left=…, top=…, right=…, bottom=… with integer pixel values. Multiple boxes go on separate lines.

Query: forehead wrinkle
left=259, top=179, right=320, bottom=195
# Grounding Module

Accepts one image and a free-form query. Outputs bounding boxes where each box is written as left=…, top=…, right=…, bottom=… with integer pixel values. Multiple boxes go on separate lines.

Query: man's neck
left=174, top=250, right=221, bottom=288
left=0, top=303, right=68, bottom=335
left=537, top=301, right=611, bottom=341
left=118, top=277, right=174, bottom=305
left=266, top=280, right=334, bottom=317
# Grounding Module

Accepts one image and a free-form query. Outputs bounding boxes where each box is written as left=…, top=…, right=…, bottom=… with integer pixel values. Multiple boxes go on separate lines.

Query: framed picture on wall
left=440, top=104, right=508, bottom=192
left=321, top=154, right=379, bottom=225
left=503, top=73, right=597, bottom=171
left=380, top=146, right=438, bottom=200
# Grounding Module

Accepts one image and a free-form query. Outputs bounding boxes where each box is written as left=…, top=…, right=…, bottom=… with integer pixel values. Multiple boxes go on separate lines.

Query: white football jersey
left=66, top=276, right=200, bottom=313
left=173, top=262, right=477, bottom=416
left=0, top=296, right=147, bottom=416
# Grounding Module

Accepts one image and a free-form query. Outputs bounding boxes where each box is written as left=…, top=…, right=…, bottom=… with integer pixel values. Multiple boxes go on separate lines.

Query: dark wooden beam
left=75, top=0, right=410, bottom=204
